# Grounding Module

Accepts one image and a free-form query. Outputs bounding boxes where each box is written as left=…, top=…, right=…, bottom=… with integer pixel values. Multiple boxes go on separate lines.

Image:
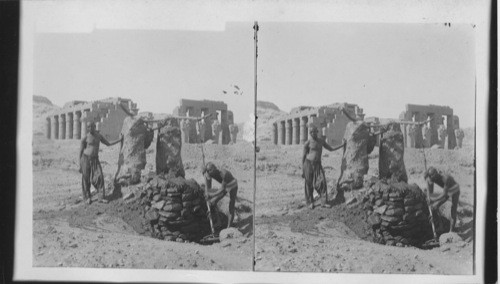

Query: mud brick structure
left=172, top=99, right=234, bottom=145
left=45, top=97, right=138, bottom=141
left=399, top=104, right=457, bottom=149
left=272, top=103, right=365, bottom=146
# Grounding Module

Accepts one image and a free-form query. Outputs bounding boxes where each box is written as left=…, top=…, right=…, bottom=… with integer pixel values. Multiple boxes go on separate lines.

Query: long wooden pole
left=197, top=118, right=216, bottom=236
left=421, top=147, right=438, bottom=241
left=253, top=21, right=259, bottom=257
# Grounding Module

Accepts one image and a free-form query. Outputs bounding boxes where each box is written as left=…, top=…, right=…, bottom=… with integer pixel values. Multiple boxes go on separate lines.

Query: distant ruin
left=45, top=97, right=138, bottom=141
left=399, top=104, right=459, bottom=149
left=271, top=103, right=365, bottom=146
left=172, top=99, right=235, bottom=145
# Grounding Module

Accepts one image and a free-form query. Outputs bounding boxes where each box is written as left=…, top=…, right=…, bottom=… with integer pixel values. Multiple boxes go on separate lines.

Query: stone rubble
left=139, top=173, right=210, bottom=242
left=362, top=179, right=433, bottom=247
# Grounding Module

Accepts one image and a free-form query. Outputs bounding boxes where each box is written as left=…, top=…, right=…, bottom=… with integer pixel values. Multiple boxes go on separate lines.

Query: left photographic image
left=32, top=23, right=255, bottom=270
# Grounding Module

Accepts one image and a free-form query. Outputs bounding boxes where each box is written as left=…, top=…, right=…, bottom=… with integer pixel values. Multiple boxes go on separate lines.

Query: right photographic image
left=254, top=22, right=476, bottom=274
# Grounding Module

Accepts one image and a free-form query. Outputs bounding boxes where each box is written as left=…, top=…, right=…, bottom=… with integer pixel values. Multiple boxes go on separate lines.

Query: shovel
left=421, top=146, right=440, bottom=248
left=197, top=116, right=220, bottom=244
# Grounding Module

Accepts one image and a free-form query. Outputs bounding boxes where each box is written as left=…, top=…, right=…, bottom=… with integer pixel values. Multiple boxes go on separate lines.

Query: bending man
left=203, top=162, right=238, bottom=228
left=302, top=126, right=345, bottom=209
left=79, top=122, right=122, bottom=204
left=425, top=167, right=461, bottom=232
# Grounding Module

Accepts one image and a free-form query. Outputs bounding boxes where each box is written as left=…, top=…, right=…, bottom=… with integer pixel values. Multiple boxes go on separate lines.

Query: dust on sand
left=254, top=133, right=475, bottom=274
left=32, top=128, right=254, bottom=270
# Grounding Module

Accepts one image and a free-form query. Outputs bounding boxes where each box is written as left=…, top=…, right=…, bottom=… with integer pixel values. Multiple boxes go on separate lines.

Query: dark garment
left=303, top=159, right=327, bottom=205
left=80, top=154, right=105, bottom=200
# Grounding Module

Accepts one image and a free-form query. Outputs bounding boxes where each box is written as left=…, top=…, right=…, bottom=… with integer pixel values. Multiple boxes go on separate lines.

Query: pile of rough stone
left=140, top=174, right=209, bottom=242
left=362, top=178, right=434, bottom=247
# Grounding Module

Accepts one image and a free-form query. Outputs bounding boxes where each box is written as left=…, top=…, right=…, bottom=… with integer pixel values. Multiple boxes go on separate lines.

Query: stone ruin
left=272, top=103, right=365, bottom=146
left=339, top=122, right=449, bottom=247
left=140, top=175, right=211, bottom=242
left=113, top=115, right=227, bottom=243
left=336, top=121, right=453, bottom=247
left=172, top=99, right=236, bottom=145
left=398, top=104, right=459, bottom=149
left=45, top=97, right=138, bottom=141
left=156, top=118, right=185, bottom=178
left=362, top=179, right=434, bottom=247
left=378, top=123, right=408, bottom=183
left=114, top=116, right=154, bottom=185
left=229, top=124, right=239, bottom=144
left=337, top=121, right=377, bottom=192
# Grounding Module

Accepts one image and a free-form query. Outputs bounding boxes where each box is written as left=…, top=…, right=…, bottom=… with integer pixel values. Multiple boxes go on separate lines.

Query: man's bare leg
left=320, top=192, right=331, bottom=208
left=450, top=193, right=459, bottom=232
left=227, top=187, right=238, bottom=228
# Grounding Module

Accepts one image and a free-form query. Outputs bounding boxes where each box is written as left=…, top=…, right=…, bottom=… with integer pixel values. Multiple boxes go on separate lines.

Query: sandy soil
left=32, top=129, right=254, bottom=270
left=254, top=127, right=475, bottom=274
left=31, top=98, right=476, bottom=274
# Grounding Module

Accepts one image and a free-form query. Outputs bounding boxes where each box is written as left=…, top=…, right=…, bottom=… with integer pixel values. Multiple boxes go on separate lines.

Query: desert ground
left=31, top=97, right=476, bottom=274
left=254, top=102, right=475, bottom=274
left=32, top=97, right=254, bottom=270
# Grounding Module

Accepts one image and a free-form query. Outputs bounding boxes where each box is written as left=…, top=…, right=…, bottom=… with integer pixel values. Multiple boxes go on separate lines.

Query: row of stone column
left=46, top=110, right=91, bottom=140
left=273, top=116, right=313, bottom=145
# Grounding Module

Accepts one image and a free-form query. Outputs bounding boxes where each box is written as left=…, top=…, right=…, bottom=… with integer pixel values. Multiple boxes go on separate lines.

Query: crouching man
left=79, top=122, right=122, bottom=204
left=425, top=167, right=461, bottom=232
left=203, top=162, right=238, bottom=228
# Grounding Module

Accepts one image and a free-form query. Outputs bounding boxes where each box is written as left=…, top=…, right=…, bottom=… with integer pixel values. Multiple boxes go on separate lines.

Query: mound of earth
left=256, top=101, right=287, bottom=142
left=257, top=101, right=281, bottom=112
left=63, top=100, right=88, bottom=109
left=32, top=124, right=255, bottom=270
left=34, top=95, right=53, bottom=105
left=33, top=95, right=61, bottom=137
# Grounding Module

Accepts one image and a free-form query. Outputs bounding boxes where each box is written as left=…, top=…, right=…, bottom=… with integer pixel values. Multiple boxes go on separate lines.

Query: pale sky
left=34, top=23, right=254, bottom=124
left=258, top=22, right=476, bottom=128
left=35, top=22, right=475, bottom=127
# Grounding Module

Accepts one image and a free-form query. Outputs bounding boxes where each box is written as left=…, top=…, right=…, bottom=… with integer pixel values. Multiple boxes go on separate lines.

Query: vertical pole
left=254, top=21, right=259, bottom=148
left=253, top=21, right=258, bottom=265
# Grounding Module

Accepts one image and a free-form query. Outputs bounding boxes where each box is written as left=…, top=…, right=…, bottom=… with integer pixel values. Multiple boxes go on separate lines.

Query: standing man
left=79, top=122, right=122, bottom=204
left=425, top=167, right=461, bottom=232
left=302, top=126, right=344, bottom=209
left=203, top=162, right=238, bottom=228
